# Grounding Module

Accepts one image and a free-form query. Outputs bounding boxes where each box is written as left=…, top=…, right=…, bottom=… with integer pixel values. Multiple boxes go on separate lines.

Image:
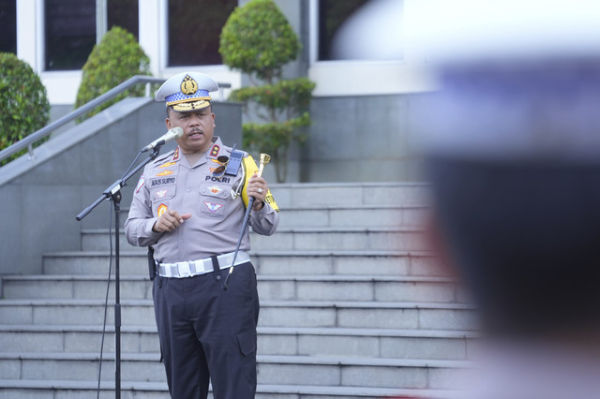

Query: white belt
left=158, top=251, right=250, bottom=278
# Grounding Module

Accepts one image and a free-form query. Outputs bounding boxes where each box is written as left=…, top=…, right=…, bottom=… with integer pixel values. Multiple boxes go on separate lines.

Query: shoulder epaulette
left=150, top=150, right=175, bottom=166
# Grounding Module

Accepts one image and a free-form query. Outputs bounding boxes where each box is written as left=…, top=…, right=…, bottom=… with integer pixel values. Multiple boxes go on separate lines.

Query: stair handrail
left=0, top=75, right=170, bottom=164
left=0, top=74, right=232, bottom=164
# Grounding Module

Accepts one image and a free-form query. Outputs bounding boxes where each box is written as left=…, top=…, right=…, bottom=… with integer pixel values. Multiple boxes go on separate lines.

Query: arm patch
left=241, top=155, right=279, bottom=212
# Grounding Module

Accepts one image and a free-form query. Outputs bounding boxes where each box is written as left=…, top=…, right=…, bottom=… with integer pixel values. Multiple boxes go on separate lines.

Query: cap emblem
left=181, top=75, right=198, bottom=95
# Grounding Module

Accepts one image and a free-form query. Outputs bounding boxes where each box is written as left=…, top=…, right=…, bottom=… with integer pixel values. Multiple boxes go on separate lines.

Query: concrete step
left=271, top=183, right=431, bottom=208
left=42, top=250, right=444, bottom=277
left=117, top=204, right=429, bottom=229
left=80, top=227, right=427, bottom=252
left=278, top=205, right=428, bottom=228
left=0, top=299, right=476, bottom=330
left=0, top=352, right=471, bottom=390
left=1, top=274, right=464, bottom=303
left=0, top=379, right=461, bottom=399
left=0, top=324, right=478, bottom=360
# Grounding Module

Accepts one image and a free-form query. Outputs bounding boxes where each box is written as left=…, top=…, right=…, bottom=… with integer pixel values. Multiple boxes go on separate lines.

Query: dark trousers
left=153, top=262, right=259, bottom=399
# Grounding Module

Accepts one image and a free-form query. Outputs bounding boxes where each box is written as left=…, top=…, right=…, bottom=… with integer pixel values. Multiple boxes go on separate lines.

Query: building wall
left=298, top=94, right=428, bottom=182
left=11, top=0, right=435, bottom=183
left=14, top=0, right=434, bottom=101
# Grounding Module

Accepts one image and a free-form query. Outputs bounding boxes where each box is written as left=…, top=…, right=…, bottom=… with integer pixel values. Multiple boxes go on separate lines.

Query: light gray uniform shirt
left=124, top=137, right=279, bottom=263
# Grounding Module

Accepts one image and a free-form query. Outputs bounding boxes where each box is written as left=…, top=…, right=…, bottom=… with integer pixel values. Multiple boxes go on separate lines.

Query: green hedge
left=0, top=52, right=50, bottom=164
left=75, top=26, right=152, bottom=119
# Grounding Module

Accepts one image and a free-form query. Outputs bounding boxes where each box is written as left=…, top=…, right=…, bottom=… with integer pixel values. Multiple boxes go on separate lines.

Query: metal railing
left=0, top=75, right=167, bottom=164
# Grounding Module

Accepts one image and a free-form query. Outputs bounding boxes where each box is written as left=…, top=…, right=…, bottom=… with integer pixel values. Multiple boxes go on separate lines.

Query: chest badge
left=156, top=170, right=174, bottom=177
left=181, top=75, right=198, bottom=95
left=204, top=202, right=223, bottom=212
left=209, top=186, right=222, bottom=194
left=157, top=204, right=168, bottom=217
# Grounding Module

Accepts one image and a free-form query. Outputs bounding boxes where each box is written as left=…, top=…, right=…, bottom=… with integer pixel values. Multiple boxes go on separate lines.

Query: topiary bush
left=220, top=0, right=315, bottom=182
left=75, top=26, right=152, bottom=119
left=220, top=0, right=300, bottom=84
left=0, top=52, right=50, bottom=164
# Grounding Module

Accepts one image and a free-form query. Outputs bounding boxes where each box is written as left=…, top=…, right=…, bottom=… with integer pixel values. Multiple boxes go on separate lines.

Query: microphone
left=142, top=127, right=183, bottom=152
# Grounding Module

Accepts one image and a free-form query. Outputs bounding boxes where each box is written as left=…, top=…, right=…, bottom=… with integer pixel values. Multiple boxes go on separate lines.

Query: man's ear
left=211, top=112, right=216, bottom=128
left=165, top=117, right=171, bottom=130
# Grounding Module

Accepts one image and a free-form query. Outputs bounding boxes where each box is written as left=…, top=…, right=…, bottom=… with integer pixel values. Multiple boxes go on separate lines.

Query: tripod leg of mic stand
left=224, top=197, right=254, bottom=290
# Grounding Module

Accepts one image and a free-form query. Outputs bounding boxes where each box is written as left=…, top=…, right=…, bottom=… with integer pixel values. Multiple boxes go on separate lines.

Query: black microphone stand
left=223, top=196, right=255, bottom=290
left=76, top=146, right=162, bottom=399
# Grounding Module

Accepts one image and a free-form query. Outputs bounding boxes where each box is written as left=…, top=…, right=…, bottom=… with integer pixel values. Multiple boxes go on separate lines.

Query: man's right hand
left=152, top=210, right=192, bottom=232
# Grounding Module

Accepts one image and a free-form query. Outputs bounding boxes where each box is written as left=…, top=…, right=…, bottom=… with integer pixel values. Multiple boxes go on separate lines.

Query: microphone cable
left=96, top=201, right=114, bottom=398
left=94, top=145, right=165, bottom=396
left=121, top=150, right=144, bottom=181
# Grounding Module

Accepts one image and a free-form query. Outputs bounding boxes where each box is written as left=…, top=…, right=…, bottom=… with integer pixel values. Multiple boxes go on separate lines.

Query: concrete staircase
left=0, top=183, right=477, bottom=398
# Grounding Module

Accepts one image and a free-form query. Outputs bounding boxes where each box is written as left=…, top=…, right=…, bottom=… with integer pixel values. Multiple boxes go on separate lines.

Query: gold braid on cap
left=166, top=96, right=212, bottom=106
left=171, top=100, right=211, bottom=111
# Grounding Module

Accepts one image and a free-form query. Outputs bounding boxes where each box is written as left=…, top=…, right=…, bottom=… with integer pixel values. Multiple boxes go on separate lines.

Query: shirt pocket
left=198, top=185, right=230, bottom=217
left=150, top=184, right=177, bottom=216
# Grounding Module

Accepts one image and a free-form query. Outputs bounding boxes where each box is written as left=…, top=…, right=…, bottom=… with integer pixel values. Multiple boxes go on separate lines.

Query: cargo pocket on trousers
left=236, top=329, right=257, bottom=357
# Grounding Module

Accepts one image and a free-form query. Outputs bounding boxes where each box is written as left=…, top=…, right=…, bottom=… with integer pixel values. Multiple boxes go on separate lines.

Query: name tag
left=151, top=177, right=176, bottom=187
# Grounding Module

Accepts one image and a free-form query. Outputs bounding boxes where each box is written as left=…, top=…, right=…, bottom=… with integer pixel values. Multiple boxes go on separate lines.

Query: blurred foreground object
left=415, top=1, right=600, bottom=399
left=340, top=1, right=600, bottom=398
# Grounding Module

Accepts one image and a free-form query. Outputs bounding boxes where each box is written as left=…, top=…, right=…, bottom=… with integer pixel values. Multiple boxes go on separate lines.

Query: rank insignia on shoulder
left=173, top=147, right=180, bottom=161
left=210, top=144, right=220, bottom=158
left=225, top=150, right=243, bottom=176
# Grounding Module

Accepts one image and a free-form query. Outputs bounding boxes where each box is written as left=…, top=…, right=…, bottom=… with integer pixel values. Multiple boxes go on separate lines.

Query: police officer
left=124, top=71, right=279, bottom=399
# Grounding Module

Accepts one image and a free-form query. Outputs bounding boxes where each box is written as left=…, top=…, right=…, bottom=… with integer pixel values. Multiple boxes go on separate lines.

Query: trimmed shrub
left=0, top=52, right=50, bottom=164
left=75, top=26, right=152, bottom=119
left=220, top=0, right=314, bottom=182
left=220, top=0, right=300, bottom=84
